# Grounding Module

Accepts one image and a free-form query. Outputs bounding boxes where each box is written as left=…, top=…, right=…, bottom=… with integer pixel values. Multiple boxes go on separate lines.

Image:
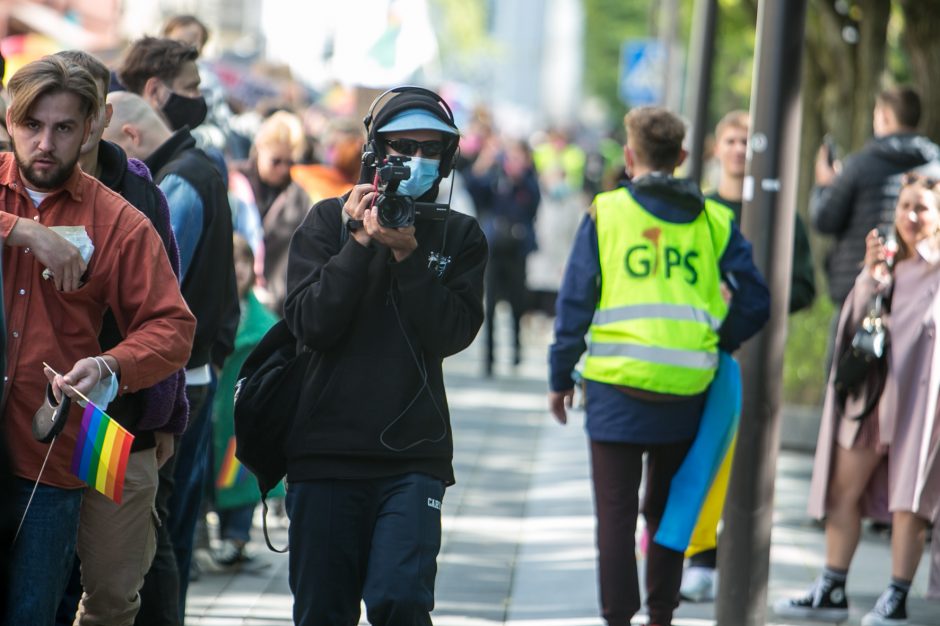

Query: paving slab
left=186, top=314, right=939, bottom=625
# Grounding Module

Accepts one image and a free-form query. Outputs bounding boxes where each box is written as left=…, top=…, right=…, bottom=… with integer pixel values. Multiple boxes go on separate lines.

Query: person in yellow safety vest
left=548, top=106, right=769, bottom=626
left=533, top=128, right=586, bottom=198
left=679, top=110, right=816, bottom=604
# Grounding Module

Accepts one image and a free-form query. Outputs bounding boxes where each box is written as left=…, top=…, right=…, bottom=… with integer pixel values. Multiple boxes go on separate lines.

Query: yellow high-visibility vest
left=582, top=187, right=733, bottom=395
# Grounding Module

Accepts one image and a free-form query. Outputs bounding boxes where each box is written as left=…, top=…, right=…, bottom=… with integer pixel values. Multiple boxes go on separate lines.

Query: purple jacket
left=97, top=144, right=189, bottom=435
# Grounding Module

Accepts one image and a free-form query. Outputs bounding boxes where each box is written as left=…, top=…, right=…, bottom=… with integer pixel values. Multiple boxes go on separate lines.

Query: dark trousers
left=483, top=250, right=528, bottom=374
left=55, top=558, right=81, bottom=626
left=285, top=473, right=445, bottom=626
left=168, top=381, right=215, bottom=617
left=590, top=439, right=692, bottom=626
left=136, top=382, right=212, bottom=626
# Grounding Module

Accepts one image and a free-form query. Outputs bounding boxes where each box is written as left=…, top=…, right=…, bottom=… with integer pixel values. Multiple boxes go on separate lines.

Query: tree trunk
left=811, top=0, right=889, bottom=152
left=898, top=0, right=940, bottom=143
left=800, top=9, right=827, bottom=221
left=797, top=1, right=890, bottom=298
left=852, top=0, right=890, bottom=147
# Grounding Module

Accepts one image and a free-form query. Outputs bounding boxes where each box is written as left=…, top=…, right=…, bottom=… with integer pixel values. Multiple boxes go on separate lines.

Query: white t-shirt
left=26, top=188, right=50, bottom=208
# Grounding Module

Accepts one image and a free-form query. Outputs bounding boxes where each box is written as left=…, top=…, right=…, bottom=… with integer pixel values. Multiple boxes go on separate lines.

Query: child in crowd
left=207, top=235, right=283, bottom=568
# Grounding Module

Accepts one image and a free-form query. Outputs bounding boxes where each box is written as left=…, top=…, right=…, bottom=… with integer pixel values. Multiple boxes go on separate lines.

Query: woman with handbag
left=775, top=172, right=940, bottom=626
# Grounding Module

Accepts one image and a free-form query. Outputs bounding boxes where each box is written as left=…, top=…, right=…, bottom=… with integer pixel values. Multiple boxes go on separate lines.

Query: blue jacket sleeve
left=548, top=214, right=600, bottom=391
left=718, top=224, right=770, bottom=351
left=464, top=169, right=495, bottom=209
left=159, top=174, right=204, bottom=282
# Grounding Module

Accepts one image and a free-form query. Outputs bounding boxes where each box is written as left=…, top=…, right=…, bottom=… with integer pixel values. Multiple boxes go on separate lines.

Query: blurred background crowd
left=2, top=0, right=940, bottom=442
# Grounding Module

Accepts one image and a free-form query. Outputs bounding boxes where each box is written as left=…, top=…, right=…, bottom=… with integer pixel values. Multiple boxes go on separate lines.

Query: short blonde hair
left=715, top=110, right=749, bottom=140
left=7, top=55, right=99, bottom=126
left=254, top=111, right=305, bottom=162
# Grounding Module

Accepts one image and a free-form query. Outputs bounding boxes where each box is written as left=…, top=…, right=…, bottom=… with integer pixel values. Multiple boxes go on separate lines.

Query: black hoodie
left=811, top=132, right=940, bottom=304
left=282, top=196, right=487, bottom=485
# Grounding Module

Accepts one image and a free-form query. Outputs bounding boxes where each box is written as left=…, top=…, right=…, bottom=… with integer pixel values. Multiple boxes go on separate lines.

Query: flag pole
left=41, top=361, right=96, bottom=407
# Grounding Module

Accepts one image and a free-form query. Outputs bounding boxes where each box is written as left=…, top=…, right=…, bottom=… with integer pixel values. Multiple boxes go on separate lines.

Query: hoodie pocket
left=296, top=354, right=439, bottom=453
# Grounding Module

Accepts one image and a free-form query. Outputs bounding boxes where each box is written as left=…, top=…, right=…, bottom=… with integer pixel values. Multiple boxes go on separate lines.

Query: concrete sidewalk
left=186, top=319, right=939, bottom=625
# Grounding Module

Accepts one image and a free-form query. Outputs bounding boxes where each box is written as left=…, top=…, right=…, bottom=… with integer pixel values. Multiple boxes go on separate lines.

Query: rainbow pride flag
left=216, top=436, right=247, bottom=489
left=70, top=403, right=134, bottom=504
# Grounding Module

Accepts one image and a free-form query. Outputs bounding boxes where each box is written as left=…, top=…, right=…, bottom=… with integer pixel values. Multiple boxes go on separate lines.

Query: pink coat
left=808, top=253, right=940, bottom=598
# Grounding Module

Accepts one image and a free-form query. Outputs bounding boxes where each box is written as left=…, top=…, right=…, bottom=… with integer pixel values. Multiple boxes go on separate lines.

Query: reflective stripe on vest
left=581, top=187, right=733, bottom=395
left=588, top=342, right=720, bottom=369
left=591, top=303, right=723, bottom=332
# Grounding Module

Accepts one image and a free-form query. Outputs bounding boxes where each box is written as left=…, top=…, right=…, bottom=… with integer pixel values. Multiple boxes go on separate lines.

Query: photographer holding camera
left=281, top=86, right=487, bottom=626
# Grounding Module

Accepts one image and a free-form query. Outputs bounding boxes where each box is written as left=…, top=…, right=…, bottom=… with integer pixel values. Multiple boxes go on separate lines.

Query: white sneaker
left=680, top=566, right=717, bottom=602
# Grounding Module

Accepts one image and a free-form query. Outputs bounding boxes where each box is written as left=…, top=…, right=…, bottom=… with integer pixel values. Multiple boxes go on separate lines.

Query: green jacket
left=212, top=290, right=284, bottom=510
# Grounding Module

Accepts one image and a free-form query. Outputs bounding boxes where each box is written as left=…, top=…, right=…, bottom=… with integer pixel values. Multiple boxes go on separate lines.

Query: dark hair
left=7, top=55, right=99, bottom=126
left=162, top=15, right=210, bottom=49
left=53, top=50, right=110, bottom=92
left=118, top=37, right=199, bottom=95
left=624, top=106, right=686, bottom=171
left=877, top=86, right=921, bottom=129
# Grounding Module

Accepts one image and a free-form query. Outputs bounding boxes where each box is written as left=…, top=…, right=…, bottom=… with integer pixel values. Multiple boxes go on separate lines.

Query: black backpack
left=233, top=318, right=312, bottom=552
left=234, top=202, right=346, bottom=551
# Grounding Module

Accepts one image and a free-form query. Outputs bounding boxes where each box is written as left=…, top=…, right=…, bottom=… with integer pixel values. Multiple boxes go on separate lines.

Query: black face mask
left=162, top=92, right=208, bottom=131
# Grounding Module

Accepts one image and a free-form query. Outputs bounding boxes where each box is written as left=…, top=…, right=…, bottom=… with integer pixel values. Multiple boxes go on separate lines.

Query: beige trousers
left=73, top=448, right=159, bottom=626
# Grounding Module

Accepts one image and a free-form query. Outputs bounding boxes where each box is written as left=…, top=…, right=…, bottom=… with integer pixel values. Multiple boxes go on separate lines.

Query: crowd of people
left=0, top=13, right=601, bottom=626
left=0, top=10, right=938, bottom=626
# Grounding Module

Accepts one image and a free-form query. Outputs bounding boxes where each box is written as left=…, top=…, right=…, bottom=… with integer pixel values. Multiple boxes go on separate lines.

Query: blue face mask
left=397, top=157, right=440, bottom=198
left=84, top=357, right=120, bottom=412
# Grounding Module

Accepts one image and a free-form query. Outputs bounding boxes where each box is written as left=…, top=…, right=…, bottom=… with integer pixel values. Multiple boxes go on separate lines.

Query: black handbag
left=832, top=289, right=891, bottom=421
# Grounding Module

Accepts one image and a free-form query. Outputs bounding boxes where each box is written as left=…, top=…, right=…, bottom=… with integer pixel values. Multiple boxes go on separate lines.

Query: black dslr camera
left=354, top=147, right=450, bottom=232
left=375, top=155, right=416, bottom=228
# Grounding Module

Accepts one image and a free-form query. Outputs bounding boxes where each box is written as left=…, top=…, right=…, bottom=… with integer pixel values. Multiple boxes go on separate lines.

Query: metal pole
left=685, top=0, right=719, bottom=185
left=715, top=1, right=807, bottom=625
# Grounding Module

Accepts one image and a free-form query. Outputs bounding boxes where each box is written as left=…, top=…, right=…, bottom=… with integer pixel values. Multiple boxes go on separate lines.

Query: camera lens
left=377, top=194, right=415, bottom=228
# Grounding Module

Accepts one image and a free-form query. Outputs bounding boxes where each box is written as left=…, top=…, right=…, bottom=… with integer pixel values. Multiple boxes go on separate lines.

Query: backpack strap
left=260, top=195, right=348, bottom=555
left=260, top=493, right=288, bottom=553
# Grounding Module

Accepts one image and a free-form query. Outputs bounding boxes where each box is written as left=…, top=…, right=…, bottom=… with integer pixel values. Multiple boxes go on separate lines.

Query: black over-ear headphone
left=359, top=85, right=459, bottom=183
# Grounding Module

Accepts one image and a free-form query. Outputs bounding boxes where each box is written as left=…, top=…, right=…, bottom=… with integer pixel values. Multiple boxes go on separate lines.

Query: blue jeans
left=4, top=478, right=83, bottom=626
left=218, top=505, right=254, bottom=544
left=168, top=380, right=215, bottom=620
left=286, top=473, right=445, bottom=626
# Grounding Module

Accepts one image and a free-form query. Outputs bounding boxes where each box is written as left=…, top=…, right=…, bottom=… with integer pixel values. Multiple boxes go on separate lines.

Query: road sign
left=619, top=39, right=665, bottom=106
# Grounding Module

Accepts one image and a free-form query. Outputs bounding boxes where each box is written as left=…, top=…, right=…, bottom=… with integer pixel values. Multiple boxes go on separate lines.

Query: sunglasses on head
left=902, top=172, right=940, bottom=189
left=384, top=138, right=448, bottom=158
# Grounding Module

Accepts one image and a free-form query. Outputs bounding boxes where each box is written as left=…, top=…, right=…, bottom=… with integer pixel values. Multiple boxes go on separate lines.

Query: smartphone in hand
left=823, top=134, right=838, bottom=168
